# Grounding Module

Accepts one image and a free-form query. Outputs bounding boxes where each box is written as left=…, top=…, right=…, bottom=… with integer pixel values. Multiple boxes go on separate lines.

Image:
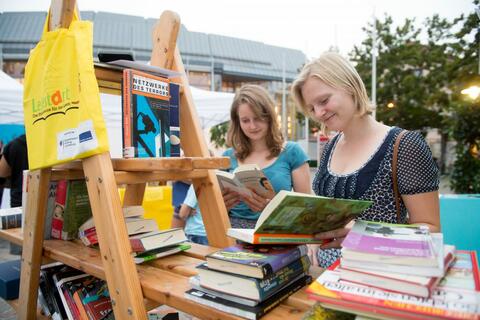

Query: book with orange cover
left=306, top=250, right=480, bottom=320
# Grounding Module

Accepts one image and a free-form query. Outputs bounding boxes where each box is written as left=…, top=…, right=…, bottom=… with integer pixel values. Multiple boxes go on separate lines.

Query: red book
left=307, top=250, right=480, bottom=320
left=51, top=180, right=68, bottom=239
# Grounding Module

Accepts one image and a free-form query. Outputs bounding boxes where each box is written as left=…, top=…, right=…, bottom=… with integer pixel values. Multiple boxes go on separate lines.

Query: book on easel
left=227, top=190, right=372, bottom=244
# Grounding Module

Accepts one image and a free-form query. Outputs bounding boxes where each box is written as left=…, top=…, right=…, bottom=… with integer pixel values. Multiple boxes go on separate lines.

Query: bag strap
left=392, top=130, right=407, bottom=223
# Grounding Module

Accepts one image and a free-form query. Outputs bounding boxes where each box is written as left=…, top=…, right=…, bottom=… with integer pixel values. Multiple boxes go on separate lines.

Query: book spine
left=261, top=245, right=308, bottom=277
left=122, top=69, right=133, bottom=158
left=129, top=238, right=145, bottom=252
left=51, top=180, right=68, bottom=239
left=169, top=82, right=180, bottom=157
left=257, top=255, right=310, bottom=300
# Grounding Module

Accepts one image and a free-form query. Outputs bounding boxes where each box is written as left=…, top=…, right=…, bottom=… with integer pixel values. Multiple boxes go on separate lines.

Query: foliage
left=209, top=121, right=229, bottom=148
left=450, top=102, right=480, bottom=193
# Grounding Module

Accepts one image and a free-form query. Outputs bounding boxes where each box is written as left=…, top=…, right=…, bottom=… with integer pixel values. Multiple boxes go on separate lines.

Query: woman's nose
left=314, top=105, right=326, bottom=119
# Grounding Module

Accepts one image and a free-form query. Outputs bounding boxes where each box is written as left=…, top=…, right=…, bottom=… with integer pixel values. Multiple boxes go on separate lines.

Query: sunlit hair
left=291, top=52, right=373, bottom=132
left=226, top=84, right=284, bottom=161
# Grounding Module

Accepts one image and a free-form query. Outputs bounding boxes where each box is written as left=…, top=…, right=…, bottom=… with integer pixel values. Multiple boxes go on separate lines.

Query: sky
left=0, top=0, right=476, bottom=58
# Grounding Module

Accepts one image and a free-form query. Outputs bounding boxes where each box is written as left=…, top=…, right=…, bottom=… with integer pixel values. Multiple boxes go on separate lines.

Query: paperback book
left=133, top=243, right=191, bottom=264
left=341, top=220, right=437, bottom=266
left=0, top=207, right=22, bottom=229
left=227, top=190, right=372, bottom=244
left=206, top=243, right=308, bottom=278
left=185, top=275, right=312, bottom=320
left=129, top=228, right=187, bottom=253
left=196, top=255, right=310, bottom=301
left=307, top=250, right=480, bottom=320
left=122, top=68, right=171, bottom=158
left=216, top=164, right=275, bottom=198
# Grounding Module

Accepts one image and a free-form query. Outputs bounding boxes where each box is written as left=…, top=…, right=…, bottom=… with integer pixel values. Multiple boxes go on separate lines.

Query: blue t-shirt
left=222, top=141, right=309, bottom=220
left=183, top=185, right=206, bottom=237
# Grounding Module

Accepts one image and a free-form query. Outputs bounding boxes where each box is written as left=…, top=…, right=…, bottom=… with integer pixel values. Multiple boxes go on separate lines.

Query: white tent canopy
left=0, top=70, right=233, bottom=157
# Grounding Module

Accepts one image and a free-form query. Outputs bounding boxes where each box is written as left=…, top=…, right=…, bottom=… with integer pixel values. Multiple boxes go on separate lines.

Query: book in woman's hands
left=216, top=164, right=275, bottom=198
left=227, top=190, right=372, bottom=244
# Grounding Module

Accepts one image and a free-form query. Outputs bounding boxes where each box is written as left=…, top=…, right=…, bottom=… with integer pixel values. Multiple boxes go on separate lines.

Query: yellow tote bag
left=23, top=11, right=109, bottom=170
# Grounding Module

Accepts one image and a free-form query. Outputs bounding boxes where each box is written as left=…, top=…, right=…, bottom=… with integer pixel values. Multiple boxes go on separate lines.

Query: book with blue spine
left=196, top=255, right=310, bottom=301
left=168, top=82, right=180, bottom=157
left=205, top=243, right=308, bottom=278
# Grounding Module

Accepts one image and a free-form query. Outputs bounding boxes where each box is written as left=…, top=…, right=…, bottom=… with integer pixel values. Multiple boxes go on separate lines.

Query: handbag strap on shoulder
left=392, top=130, right=407, bottom=223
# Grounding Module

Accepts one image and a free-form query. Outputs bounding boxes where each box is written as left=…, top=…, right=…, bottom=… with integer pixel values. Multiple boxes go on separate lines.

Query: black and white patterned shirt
left=313, top=127, right=440, bottom=268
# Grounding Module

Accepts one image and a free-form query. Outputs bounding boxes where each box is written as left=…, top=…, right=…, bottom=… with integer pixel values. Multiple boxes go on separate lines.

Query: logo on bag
left=31, top=87, right=79, bottom=124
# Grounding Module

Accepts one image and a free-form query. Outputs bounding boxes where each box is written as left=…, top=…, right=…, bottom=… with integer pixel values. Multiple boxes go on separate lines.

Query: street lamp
left=461, top=7, right=480, bottom=100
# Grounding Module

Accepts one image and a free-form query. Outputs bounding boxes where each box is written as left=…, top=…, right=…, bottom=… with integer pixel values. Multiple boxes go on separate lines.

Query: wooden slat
left=18, top=168, right=51, bottom=319
left=150, top=14, right=233, bottom=248
left=114, top=169, right=209, bottom=184
left=123, top=183, right=146, bottom=206
left=82, top=152, right=147, bottom=319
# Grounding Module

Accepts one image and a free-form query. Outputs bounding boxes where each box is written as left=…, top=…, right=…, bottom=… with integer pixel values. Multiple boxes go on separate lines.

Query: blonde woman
left=222, top=84, right=311, bottom=229
left=292, top=52, right=440, bottom=267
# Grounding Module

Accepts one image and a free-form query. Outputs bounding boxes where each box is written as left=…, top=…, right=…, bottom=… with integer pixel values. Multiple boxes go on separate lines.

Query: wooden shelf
left=0, top=228, right=316, bottom=319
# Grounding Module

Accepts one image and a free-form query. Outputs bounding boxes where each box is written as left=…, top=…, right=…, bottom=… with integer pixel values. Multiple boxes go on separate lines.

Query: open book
left=227, top=190, right=372, bottom=244
left=216, top=164, right=275, bottom=198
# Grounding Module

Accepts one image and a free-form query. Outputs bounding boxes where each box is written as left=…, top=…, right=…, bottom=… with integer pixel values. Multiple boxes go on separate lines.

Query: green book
left=227, top=190, right=372, bottom=244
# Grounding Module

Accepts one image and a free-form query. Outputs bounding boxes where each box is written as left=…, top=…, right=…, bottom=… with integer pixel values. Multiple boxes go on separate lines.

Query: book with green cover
left=227, top=190, right=372, bottom=244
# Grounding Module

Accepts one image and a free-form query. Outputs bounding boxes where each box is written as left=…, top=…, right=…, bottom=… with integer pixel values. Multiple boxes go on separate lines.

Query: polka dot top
left=313, top=127, right=440, bottom=268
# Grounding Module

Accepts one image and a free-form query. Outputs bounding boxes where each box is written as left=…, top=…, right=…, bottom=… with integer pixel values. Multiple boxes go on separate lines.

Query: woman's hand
left=314, top=220, right=355, bottom=249
left=240, top=189, right=271, bottom=213
left=222, top=188, right=241, bottom=210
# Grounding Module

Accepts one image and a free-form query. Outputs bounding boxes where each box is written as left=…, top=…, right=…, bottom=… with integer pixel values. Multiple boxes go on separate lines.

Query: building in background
left=0, top=11, right=309, bottom=141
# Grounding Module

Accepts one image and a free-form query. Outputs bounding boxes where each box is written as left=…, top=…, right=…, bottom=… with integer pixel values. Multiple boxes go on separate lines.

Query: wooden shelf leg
left=83, top=153, right=147, bottom=319
left=123, top=183, right=146, bottom=206
left=18, top=168, right=51, bottom=320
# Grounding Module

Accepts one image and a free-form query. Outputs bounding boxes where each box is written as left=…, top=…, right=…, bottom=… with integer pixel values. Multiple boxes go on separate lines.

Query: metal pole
left=371, top=13, right=377, bottom=119
left=211, top=56, right=215, bottom=91
left=282, top=53, right=287, bottom=139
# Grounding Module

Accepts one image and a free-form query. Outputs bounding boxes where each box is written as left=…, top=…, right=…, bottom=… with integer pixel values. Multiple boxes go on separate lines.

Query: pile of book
left=307, top=220, right=480, bottom=319
left=38, top=262, right=114, bottom=320
left=184, top=243, right=313, bottom=320
left=78, top=205, right=190, bottom=264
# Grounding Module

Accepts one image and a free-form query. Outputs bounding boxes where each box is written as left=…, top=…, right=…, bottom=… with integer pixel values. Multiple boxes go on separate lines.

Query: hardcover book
left=206, top=243, right=308, bottom=278
left=341, top=220, right=437, bottom=266
left=169, top=82, right=180, bottom=157
left=74, top=277, right=113, bottom=320
left=185, top=275, right=312, bottom=320
left=307, top=250, right=480, bottom=320
left=122, top=68, right=171, bottom=158
left=39, top=262, right=70, bottom=320
left=129, top=228, right=187, bottom=253
left=227, top=190, right=372, bottom=244
left=196, top=255, right=310, bottom=301
left=51, top=179, right=92, bottom=240
left=216, top=164, right=275, bottom=198
left=0, top=207, right=22, bottom=229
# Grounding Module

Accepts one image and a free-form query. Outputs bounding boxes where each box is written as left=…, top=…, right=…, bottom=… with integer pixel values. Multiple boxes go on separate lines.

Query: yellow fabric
left=23, top=10, right=109, bottom=169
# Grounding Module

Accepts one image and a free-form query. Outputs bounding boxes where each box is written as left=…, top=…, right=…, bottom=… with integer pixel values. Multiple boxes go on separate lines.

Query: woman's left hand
left=240, top=189, right=271, bottom=213
left=314, top=220, right=355, bottom=249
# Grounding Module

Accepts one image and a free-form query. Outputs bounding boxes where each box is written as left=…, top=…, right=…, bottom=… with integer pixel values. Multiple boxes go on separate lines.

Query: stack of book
left=184, top=243, right=313, bottom=319
left=338, top=220, right=455, bottom=298
left=306, top=220, right=480, bottom=319
left=79, top=205, right=190, bottom=264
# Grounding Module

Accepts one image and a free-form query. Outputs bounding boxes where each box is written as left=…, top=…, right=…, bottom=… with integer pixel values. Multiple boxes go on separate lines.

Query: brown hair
left=291, top=52, right=373, bottom=132
left=226, top=84, right=283, bottom=161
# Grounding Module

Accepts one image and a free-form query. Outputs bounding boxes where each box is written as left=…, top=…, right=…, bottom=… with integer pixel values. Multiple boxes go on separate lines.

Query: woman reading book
left=291, top=52, right=440, bottom=267
left=222, top=84, right=311, bottom=229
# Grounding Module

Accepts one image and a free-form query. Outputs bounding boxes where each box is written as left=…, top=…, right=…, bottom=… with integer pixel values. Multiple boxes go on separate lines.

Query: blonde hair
left=226, top=84, right=284, bottom=161
left=292, top=52, right=373, bottom=131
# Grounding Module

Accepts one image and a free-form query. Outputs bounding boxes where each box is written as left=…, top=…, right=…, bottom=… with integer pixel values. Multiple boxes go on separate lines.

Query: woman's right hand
left=222, top=188, right=241, bottom=210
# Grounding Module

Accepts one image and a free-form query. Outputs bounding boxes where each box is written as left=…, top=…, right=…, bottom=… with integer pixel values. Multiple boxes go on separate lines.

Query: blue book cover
left=122, top=69, right=171, bottom=158
left=169, top=82, right=180, bottom=157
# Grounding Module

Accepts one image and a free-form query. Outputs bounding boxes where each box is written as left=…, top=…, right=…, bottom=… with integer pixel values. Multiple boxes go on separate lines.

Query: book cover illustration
left=342, top=220, right=435, bottom=258
left=123, top=69, right=171, bottom=158
left=255, top=191, right=372, bottom=234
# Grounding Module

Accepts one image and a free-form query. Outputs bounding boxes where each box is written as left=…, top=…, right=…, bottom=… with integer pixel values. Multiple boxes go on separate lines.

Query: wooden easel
left=17, top=0, right=234, bottom=318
